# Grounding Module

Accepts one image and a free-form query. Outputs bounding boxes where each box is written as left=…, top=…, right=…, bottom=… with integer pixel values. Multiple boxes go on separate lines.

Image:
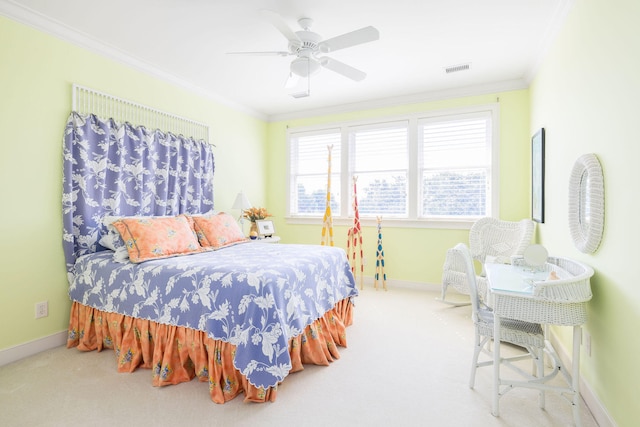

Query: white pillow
left=98, top=232, right=118, bottom=251
left=188, top=210, right=218, bottom=218
left=99, top=216, right=129, bottom=262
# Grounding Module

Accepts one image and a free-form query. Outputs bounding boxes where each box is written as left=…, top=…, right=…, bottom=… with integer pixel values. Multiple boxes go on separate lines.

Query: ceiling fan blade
left=320, top=57, right=367, bottom=81
left=227, top=51, right=291, bottom=57
left=261, top=10, right=301, bottom=43
left=318, top=26, right=379, bottom=53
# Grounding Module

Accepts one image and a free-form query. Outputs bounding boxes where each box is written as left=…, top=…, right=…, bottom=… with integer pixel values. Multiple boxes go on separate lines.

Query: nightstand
left=255, top=236, right=280, bottom=243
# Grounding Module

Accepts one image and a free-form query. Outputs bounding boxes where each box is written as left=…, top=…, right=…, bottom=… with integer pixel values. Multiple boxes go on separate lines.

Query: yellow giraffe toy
left=320, top=145, right=334, bottom=246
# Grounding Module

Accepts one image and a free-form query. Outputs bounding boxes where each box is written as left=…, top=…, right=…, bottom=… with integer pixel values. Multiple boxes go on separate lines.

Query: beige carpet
left=0, top=287, right=597, bottom=426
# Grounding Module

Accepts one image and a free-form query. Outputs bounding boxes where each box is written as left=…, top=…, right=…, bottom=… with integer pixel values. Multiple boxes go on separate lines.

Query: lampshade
left=232, top=191, right=252, bottom=210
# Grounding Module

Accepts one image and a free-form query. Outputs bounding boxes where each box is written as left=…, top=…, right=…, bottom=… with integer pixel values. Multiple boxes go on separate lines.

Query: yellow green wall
left=0, top=16, right=267, bottom=350
left=529, top=0, right=640, bottom=425
left=3, top=1, right=638, bottom=423
left=0, top=13, right=532, bottom=352
left=266, top=91, right=531, bottom=285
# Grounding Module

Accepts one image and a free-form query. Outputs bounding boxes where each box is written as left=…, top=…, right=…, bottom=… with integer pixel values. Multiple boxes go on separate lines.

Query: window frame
left=348, top=119, right=410, bottom=219
left=286, top=104, right=500, bottom=229
left=287, top=127, right=343, bottom=218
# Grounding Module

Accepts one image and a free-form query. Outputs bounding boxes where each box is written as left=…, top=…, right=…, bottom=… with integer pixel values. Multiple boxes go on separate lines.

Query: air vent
left=445, top=63, right=471, bottom=74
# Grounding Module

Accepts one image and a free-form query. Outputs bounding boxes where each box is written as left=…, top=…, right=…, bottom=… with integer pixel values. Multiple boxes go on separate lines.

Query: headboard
left=61, top=111, right=215, bottom=280
left=72, top=84, right=210, bottom=143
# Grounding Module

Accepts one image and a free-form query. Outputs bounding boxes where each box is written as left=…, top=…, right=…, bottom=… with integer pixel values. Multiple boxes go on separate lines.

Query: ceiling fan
left=228, top=11, right=380, bottom=97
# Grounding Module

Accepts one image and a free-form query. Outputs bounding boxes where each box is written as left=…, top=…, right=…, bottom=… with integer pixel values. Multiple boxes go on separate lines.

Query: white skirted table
left=485, top=257, right=594, bottom=427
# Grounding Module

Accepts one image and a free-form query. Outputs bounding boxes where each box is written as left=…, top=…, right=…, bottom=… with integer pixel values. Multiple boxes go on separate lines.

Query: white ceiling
left=3, top=0, right=572, bottom=121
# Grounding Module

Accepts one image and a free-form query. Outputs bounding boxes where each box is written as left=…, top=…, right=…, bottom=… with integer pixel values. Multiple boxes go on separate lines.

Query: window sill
left=285, top=216, right=475, bottom=230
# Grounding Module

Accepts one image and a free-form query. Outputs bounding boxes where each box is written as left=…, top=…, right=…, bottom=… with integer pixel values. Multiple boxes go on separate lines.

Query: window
left=349, top=121, right=409, bottom=217
left=287, top=105, right=498, bottom=227
left=289, top=129, right=341, bottom=216
left=419, top=112, right=492, bottom=219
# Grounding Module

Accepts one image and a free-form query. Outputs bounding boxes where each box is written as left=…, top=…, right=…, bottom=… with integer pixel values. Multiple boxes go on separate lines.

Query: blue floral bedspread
left=70, top=242, right=357, bottom=389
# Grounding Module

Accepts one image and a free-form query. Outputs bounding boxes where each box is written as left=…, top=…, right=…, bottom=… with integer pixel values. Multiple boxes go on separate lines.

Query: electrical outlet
left=585, top=331, right=592, bottom=357
left=362, top=256, right=367, bottom=266
left=35, top=301, right=48, bottom=319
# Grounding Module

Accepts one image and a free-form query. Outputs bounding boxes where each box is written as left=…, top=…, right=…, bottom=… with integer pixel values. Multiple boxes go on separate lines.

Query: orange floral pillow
left=112, top=215, right=201, bottom=263
left=191, top=212, right=248, bottom=249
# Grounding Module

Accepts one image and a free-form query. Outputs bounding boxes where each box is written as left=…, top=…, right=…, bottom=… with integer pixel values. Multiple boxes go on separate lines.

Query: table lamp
left=232, top=191, right=252, bottom=233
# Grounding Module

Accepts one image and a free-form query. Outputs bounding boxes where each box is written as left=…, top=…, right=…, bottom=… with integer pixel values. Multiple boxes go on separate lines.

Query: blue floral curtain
left=62, top=112, right=214, bottom=279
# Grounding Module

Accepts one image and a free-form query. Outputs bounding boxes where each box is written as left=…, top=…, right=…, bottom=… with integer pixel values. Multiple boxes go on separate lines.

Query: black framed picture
left=531, top=128, right=545, bottom=223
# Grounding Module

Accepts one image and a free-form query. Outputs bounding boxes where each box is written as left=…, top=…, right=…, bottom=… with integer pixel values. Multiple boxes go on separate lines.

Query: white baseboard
left=0, top=331, right=68, bottom=367
left=357, top=275, right=441, bottom=292
left=548, top=330, right=617, bottom=427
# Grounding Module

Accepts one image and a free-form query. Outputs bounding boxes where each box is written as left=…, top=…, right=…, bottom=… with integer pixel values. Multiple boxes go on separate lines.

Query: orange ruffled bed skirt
left=67, top=298, right=354, bottom=403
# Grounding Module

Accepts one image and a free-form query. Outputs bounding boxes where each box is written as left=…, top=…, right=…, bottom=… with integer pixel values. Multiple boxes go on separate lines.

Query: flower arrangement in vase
left=243, top=207, right=272, bottom=239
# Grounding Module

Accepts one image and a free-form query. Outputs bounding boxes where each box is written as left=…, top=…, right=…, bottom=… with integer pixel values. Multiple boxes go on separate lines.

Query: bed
left=62, top=110, right=357, bottom=403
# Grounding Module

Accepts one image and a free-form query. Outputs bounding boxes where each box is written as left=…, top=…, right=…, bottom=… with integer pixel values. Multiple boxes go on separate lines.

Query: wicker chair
left=452, top=243, right=546, bottom=408
left=440, top=217, right=535, bottom=306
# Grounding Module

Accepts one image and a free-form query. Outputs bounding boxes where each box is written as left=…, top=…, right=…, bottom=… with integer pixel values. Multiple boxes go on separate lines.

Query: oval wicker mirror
left=568, top=153, right=604, bottom=253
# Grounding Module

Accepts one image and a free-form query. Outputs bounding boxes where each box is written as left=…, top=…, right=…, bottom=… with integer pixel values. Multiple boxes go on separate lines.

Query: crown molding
left=267, top=79, right=528, bottom=122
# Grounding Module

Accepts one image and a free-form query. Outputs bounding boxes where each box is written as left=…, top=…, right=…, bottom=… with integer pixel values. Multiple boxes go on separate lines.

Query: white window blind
left=419, top=113, right=491, bottom=219
left=286, top=104, right=497, bottom=226
left=289, top=130, right=341, bottom=216
left=349, top=122, right=408, bottom=217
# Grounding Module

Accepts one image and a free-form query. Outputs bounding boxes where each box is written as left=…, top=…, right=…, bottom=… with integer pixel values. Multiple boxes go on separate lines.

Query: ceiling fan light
left=290, top=57, right=321, bottom=77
